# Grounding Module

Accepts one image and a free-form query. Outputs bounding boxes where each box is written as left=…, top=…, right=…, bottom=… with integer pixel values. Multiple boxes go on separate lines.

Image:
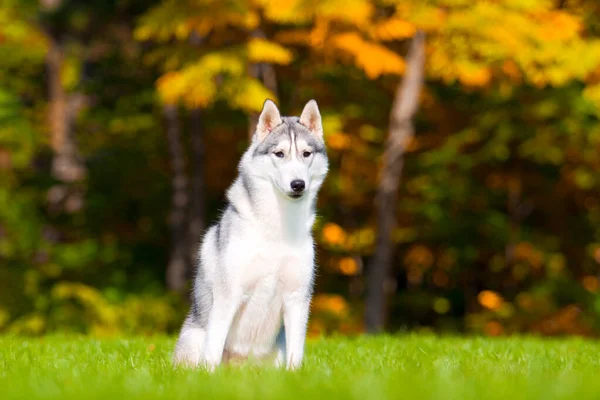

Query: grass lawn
left=1, top=334, right=600, bottom=399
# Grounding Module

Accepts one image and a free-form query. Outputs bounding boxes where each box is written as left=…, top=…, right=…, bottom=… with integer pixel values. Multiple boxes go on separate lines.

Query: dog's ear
left=299, top=99, right=323, bottom=138
left=256, top=99, right=282, bottom=141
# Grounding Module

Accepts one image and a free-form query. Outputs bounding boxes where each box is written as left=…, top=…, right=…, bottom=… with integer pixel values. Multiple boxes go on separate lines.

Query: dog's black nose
left=290, top=179, right=305, bottom=192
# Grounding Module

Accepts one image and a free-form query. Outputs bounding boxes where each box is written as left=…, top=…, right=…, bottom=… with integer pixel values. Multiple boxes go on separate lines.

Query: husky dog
left=173, top=99, right=328, bottom=370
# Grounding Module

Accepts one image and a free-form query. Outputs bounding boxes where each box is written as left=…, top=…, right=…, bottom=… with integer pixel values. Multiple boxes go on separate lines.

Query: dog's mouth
left=286, top=192, right=304, bottom=200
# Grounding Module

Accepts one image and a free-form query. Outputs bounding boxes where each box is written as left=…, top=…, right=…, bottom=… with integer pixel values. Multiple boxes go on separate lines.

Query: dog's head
left=247, top=99, right=329, bottom=201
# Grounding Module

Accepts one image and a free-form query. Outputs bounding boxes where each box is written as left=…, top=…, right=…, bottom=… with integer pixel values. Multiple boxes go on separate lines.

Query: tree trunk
left=365, top=32, right=426, bottom=333
left=47, top=37, right=87, bottom=184
left=248, top=30, right=278, bottom=139
left=46, top=35, right=87, bottom=212
left=188, top=107, right=206, bottom=274
left=164, top=104, right=191, bottom=292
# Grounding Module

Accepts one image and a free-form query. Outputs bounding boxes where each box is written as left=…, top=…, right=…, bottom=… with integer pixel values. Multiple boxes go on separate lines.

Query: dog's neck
left=228, top=176, right=315, bottom=243
left=272, top=185, right=315, bottom=242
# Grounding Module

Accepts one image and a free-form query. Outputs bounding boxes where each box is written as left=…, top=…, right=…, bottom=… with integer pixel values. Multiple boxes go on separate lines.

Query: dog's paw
left=286, top=361, right=302, bottom=371
left=198, top=358, right=219, bottom=373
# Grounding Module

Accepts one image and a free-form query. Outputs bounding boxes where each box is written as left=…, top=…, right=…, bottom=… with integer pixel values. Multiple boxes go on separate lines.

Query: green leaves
left=0, top=88, right=37, bottom=169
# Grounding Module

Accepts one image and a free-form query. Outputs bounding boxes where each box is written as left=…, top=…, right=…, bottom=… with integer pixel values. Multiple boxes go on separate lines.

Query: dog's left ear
left=299, top=100, right=323, bottom=138
left=256, top=99, right=282, bottom=141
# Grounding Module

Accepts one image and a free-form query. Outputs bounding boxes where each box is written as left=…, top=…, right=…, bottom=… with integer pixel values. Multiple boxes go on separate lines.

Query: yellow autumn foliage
left=478, top=290, right=504, bottom=311
left=135, top=0, right=259, bottom=42
left=457, top=62, right=492, bottom=88
left=312, top=294, right=350, bottom=317
left=582, top=276, right=599, bottom=293
left=139, top=0, right=600, bottom=113
left=247, top=38, right=293, bottom=65
left=338, top=257, right=360, bottom=275
left=404, top=245, right=434, bottom=268
left=536, top=10, right=581, bottom=41
left=221, top=77, right=276, bottom=113
left=260, top=0, right=373, bottom=27
left=583, top=84, right=600, bottom=114
left=316, top=0, right=373, bottom=27
left=157, top=51, right=245, bottom=107
left=273, top=1, right=410, bottom=79
left=322, top=222, right=347, bottom=246
left=8, top=314, right=46, bottom=335
left=371, top=17, right=416, bottom=41
left=326, top=132, right=352, bottom=150
left=513, top=242, right=544, bottom=269
left=417, top=0, right=600, bottom=87
left=258, top=0, right=311, bottom=23
left=158, top=71, right=214, bottom=107
left=332, top=32, right=406, bottom=78
left=5, top=281, right=183, bottom=336
left=0, top=9, right=48, bottom=52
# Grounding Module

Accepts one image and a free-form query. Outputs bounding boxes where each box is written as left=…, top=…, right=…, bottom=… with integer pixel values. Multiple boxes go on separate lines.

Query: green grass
left=1, top=335, right=600, bottom=400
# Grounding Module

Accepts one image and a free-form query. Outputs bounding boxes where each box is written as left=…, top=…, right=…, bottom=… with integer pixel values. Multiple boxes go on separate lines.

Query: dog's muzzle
left=289, top=179, right=305, bottom=198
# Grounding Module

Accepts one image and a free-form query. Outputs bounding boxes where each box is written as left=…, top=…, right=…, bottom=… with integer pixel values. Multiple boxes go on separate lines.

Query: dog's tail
left=172, top=314, right=206, bottom=368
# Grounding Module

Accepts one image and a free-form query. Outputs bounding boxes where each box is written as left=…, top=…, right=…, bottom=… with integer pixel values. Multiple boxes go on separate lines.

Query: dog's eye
left=274, top=151, right=284, bottom=158
left=303, top=151, right=312, bottom=158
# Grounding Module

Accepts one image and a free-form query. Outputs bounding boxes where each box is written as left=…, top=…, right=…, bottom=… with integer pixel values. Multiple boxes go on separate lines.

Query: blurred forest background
left=2, top=0, right=600, bottom=338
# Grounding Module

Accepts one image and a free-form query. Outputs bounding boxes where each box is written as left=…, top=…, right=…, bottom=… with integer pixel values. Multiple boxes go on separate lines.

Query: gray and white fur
left=173, top=99, right=329, bottom=370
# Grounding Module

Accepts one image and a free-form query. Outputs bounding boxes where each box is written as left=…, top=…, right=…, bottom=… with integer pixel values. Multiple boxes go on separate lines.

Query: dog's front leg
left=273, top=327, right=286, bottom=368
left=202, top=295, right=239, bottom=371
left=282, top=290, right=310, bottom=370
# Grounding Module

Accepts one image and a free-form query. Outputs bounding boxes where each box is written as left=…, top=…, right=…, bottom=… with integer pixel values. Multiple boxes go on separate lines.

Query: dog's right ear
left=299, top=99, right=323, bottom=138
left=255, top=99, right=282, bottom=141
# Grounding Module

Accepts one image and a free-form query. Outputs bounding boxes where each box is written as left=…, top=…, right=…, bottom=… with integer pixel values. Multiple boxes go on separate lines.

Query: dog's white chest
left=244, top=241, right=312, bottom=290
left=224, top=238, right=313, bottom=357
